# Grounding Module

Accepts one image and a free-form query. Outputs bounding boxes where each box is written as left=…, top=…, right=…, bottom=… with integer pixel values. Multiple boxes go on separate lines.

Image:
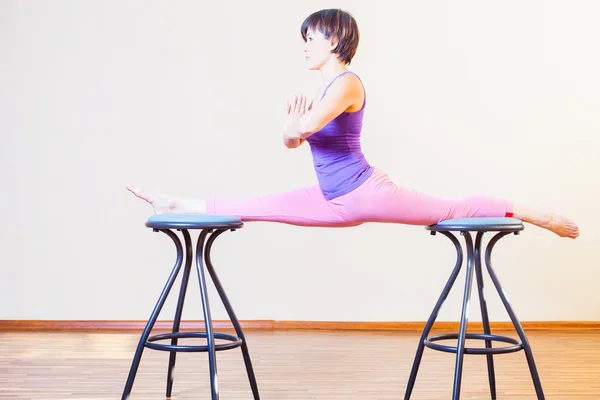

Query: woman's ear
left=328, top=36, right=339, bottom=51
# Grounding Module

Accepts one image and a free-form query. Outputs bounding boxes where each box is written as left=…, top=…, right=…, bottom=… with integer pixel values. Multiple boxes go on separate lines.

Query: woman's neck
left=319, top=58, right=348, bottom=82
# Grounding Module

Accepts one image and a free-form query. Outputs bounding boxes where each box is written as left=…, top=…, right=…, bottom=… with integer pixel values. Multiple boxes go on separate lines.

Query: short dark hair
left=300, top=9, right=360, bottom=65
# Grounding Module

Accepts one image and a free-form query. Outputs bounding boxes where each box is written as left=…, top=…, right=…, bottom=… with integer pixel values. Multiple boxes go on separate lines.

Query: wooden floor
left=1, top=329, right=598, bottom=399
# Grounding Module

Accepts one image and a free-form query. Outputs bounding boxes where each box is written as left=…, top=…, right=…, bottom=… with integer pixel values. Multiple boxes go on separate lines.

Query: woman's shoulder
left=311, top=71, right=364, bottom=112
left=329, top=71, right=365, bottom=112
left=331, top=71, right=363, bottom=90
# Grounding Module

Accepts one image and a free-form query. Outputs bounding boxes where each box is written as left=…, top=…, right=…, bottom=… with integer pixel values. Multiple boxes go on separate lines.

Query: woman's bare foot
left=539, top=213, right=580, bottom=239
left=126, top=184, right=206, bottom=215
left=512, top=203, right=579, bottom=239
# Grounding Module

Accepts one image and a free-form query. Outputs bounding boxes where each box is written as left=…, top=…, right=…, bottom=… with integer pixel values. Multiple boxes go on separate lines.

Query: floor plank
left=0, top=330, right=598, bottom=399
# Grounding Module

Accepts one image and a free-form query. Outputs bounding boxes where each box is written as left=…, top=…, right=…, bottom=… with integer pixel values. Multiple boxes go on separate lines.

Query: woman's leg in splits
left=126, top=184, right=361, bottom=228
left=204, top=185, right=364, bottom=227
left=331, top=168, right=579, bottom=238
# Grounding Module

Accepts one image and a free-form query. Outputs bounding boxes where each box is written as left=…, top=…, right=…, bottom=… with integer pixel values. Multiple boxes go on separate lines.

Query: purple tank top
left=306, top=71, right=374, bottom=200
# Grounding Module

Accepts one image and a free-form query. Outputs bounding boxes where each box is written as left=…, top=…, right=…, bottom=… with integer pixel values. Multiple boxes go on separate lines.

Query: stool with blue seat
left=404, top=217, right=545, bottom=400
left=121, top=214, right=260, bottom=400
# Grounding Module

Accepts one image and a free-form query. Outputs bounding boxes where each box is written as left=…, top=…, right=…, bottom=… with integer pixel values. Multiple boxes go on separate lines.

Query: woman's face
left=303, top=27, right=337, bottom=70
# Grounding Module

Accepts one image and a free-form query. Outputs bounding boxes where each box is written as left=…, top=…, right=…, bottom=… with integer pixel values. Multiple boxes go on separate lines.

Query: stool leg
left=485, top=232, right=545, bottom=400
left=166, top=230, right=194, bottom=399
left=122, top=229, right=184, bottom=400
left=451, top=231, right=476, bottom=400
left=196, top=230, right=220, bottom=400
left=206, top=230, right=260, bottom=400
left=474, top=232, right=497, bottom=399
left=404, top=231, right=464, bottom=399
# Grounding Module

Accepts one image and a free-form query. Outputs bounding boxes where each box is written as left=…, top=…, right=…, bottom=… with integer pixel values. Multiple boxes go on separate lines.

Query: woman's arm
left=284, top=73, right=364, bottom=141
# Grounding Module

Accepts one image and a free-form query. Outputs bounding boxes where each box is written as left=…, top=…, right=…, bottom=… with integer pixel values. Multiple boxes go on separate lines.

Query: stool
left=403, top=217, right=544, bottom=400
left=121, top=214, right=260, bottom=400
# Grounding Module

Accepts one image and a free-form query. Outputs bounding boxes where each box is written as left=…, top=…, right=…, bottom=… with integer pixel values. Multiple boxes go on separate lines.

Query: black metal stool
left=404, top=217, right=544, bottom=400
left=122, top=214, right=260, bottom=400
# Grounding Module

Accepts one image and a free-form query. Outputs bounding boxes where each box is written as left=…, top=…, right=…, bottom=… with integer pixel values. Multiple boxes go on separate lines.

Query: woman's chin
left=305, top=59, right=320, bottom=71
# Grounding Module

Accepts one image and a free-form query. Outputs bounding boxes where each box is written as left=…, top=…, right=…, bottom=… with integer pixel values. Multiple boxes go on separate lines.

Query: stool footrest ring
left=424, top=333, right=523, bottom=355
left=145, top=331, right=243, bottom=352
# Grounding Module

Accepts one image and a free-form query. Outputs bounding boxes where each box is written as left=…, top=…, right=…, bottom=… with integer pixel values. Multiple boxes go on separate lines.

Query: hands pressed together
left=283, top=94, right=309, bottom=148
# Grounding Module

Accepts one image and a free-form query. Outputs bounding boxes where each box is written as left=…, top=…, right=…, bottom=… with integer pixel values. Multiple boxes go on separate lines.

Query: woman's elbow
left=283, top=136, right=300, bottom=149
left=283, top=137, right=305, bottom=149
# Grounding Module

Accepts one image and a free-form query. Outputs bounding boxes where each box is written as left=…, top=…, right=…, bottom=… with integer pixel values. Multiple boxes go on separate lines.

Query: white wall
left=1, top=0, right=598, bottom=323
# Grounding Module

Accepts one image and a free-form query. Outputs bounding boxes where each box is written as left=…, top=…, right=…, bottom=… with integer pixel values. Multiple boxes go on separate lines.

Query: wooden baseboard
left=273, top=321, right=600, bottom=331
left=0, top=320, right=273, bottom=331
left=0, top=320, right=599, bottom=332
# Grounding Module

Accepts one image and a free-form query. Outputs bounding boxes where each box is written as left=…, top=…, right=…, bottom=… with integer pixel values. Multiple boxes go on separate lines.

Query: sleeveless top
left=305, top=71, right=374, bottom=200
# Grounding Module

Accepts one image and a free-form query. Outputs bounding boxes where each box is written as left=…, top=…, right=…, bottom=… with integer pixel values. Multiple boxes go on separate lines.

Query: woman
left=127, top=9, right=578, bottom=239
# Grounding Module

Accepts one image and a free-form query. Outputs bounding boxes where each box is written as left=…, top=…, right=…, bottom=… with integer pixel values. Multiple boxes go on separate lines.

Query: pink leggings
left=205, top=168, right=513, bottom=227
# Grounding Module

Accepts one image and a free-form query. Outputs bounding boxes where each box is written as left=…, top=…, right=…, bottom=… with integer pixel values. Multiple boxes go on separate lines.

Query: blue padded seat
left=145, top=214, right=243, bottom=230
left=427, top=217, right=524, bottom=232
